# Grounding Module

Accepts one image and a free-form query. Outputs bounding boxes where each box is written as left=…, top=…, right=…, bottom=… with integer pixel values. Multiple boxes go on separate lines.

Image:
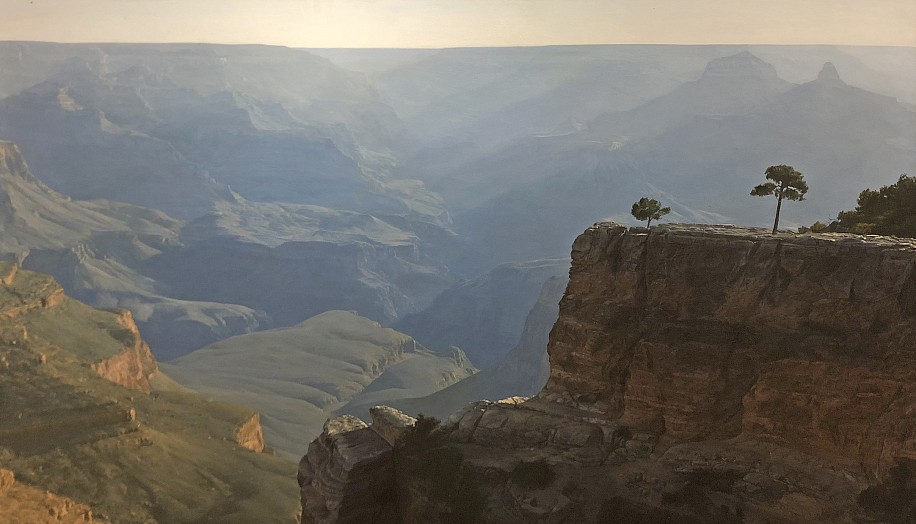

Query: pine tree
left=631, top=197, right=671, bottom=228
left=751, top=165, right=808, bottom=234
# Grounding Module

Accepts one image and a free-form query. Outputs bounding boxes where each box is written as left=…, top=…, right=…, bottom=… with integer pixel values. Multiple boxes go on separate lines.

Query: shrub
left=858, top=460, right=916, bottom=524
left=510, top=459, right=555, bottom=490
left=836, top=174, right=916, bottom=238
left=398, top=413, right=442, bottom=450
left=397, top=414, right=483, bottom=523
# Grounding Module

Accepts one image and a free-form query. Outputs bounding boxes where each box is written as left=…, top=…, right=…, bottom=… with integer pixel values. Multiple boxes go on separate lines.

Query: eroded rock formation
left=299, top=223, right=916, bottom=523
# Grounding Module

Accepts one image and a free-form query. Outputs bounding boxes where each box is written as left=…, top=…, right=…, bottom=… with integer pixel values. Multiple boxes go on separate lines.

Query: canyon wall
left=545, top=223, right=916, bottom=472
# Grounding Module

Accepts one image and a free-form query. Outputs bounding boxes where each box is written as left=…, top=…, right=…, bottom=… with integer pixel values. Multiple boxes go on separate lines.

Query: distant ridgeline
left=0, top=42, right=914, bottom=361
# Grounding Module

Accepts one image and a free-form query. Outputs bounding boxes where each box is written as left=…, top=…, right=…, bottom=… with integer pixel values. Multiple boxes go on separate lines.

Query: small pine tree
left=751, top=165, right=808, bottom=235
left=631, top=197, right=671, bottom=228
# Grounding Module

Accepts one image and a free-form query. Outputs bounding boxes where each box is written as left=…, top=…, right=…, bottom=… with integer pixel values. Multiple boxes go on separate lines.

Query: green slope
left=0, top=263, right=299, bottom=523
left=164, top=310, right=477, bottom=458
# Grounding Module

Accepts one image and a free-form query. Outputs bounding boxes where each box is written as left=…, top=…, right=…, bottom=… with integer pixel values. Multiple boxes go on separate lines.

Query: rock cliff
left=544, top=223, right=915, bottom=472
left=299, top=223, right=916, bottom=523
left=297, top=410, right=411, bottom=524
left=90, top=310, right=158, bottom=393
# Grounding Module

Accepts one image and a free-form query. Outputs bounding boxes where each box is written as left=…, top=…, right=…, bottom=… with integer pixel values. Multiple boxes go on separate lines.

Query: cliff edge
left=299, top=223, right=916, bottom=523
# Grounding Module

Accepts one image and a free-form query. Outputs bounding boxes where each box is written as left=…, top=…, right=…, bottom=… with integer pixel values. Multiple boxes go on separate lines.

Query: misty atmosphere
left=0, top=20, right=915, bottom=524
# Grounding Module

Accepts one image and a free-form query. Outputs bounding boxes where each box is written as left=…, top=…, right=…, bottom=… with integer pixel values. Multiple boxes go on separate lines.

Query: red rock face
left=91, top=310, right=158, bottom=394
left=235, top=413, right=266, bottom=453
left=544, top=223, right=916, bottom=472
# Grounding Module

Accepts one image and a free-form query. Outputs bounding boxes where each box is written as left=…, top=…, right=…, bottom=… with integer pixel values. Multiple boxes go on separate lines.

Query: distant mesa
left=701, top=51, right=779, bottom=79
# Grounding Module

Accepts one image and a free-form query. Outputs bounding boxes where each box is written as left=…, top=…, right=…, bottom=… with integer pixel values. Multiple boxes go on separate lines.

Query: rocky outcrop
left=90, top=310, right=158, bottom=393
left=368, top=406, right=417, bottom=447
left=298, top=415, right=405, bottom=524
left=0, top=468, right=14, bottom=493
left=0, top=261, right=18, bottom=285
left=0, top=262, right=65, bottom=319
left=299, top=223, right=916, bottom=523
left=235, top=412, right=266, bottom=453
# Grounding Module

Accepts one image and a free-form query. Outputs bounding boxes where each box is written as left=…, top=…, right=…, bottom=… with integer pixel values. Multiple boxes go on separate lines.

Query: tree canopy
left=750, top=164, right=808, bottom=234
left=631, top=197, right=670, bottom=228
left=835, top=174, right=916, bottom=237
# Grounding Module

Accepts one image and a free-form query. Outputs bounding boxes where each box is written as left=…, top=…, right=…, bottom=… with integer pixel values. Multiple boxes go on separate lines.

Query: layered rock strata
left=299, top=223, right=916, bottom=523
left=1, top=262, right=158, bottom=393
left=297, top=410, right=415, bottom=524
left=544, top=223, right=916, bottom=472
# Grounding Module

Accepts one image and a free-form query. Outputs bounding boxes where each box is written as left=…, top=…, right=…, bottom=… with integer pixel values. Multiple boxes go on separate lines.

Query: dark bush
left=397, top=414, right=484, bottom=523
left=836, top=174, right=916, bottom=238
left=398, top=413, right=442, bottom=450
left=858, top=460, right=916, bottom=524
left=509, top=459, right=555, bottom=490
left=598, top=496, right=705, bottom=524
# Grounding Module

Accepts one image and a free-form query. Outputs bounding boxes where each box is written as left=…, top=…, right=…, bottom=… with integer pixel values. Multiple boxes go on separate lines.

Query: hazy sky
left=2, top=0, right=915, bottom=48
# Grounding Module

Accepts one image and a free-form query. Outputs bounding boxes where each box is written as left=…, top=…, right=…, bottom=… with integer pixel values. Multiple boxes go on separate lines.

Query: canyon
left=299, top=223, right=916, bottom=523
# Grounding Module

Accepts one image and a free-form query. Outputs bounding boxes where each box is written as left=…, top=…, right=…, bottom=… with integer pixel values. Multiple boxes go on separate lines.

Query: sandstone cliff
left=90, top=310, right=158, bottom=393
left=235, top=412, right=267, bottom=453
left=299, top=223, right=916, bottom=523
left=544, top=223, right=915, bottom=473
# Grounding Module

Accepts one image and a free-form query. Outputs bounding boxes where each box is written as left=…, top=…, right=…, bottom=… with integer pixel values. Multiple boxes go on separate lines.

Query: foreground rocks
left=299, top=224, right=916, bottom=523
left=297, top=414, right=409, bottom=524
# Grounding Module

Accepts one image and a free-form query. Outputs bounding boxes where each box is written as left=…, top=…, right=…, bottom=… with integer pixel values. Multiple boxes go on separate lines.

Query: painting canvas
left=0, top=2, right=914, bottom=522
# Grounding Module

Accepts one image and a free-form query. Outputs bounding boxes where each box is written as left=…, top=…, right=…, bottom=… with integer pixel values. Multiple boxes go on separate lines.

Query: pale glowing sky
left=2, top=0, right=915, bottom=48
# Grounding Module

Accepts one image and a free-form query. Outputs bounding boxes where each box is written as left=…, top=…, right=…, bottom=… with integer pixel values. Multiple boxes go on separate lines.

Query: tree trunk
left=772, top=194, right=783, bottom=235
left=647, top=218, right=652, bottom=228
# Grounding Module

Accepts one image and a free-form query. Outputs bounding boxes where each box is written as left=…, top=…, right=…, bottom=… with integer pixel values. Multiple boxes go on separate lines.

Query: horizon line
left=2, top=40, right=916, bottom=51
